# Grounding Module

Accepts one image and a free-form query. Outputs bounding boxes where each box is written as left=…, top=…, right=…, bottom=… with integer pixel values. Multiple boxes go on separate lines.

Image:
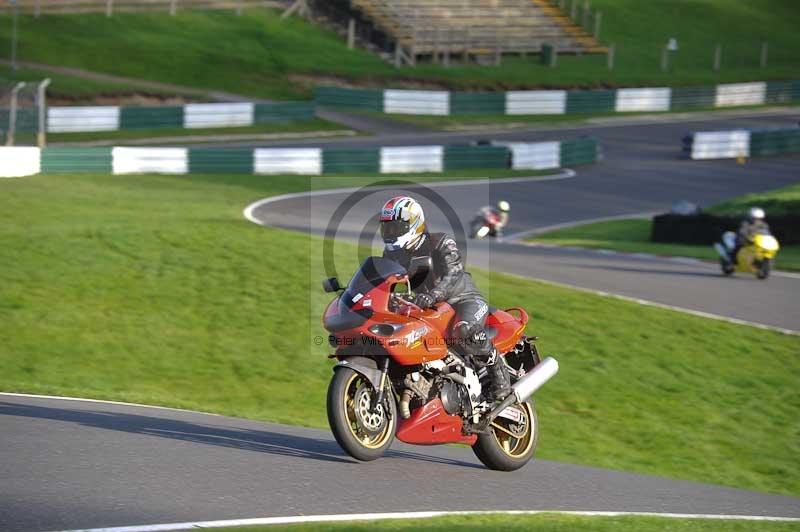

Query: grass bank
left=529, top=184, right=800, bottom=271
left=1, top=172, right=798, bottom=496
left=215, top=513, right=800, bottom=532
left=1, top=1, right=799, bottom=100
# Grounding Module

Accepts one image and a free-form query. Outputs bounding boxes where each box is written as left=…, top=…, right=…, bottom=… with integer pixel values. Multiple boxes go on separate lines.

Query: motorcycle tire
left=720, top=259, right=734, bottom=276
left=757, top=259, right=771, bottom=280
left=472, top=399, right=538, bottom=471
left=327, top=367, right=397, bottom=461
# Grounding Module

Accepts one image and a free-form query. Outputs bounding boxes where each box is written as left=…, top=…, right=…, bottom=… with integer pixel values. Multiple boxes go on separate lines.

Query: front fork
left=371, top=356, right=391, bottom=410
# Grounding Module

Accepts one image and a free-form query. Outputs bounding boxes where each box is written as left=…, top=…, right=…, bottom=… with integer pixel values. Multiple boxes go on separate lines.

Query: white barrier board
left=184, top=103, right=255, bottom=128
left=715, top=82, right=767, bottom=107
left=254, top=148, right=322, bottom=175
left=496, top=142, right=561, bottom=170
left=47, top=106, right=120, bottom=133
left=380, top=146, right=444, bottom=173
left=384, top=90, right=450, bottom=116
left=506, top=91, right=567, bottom=115
left=615, top=88, right=672, bottom=112
left=0, top=147, right=41, bottom=177
left=691, top=130, right=751, bottom=159
left=112, top=147, right=188, bottom=174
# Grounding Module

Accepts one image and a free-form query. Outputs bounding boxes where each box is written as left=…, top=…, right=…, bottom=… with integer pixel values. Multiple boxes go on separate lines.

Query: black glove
left=414, top=292, right=436, bottom=309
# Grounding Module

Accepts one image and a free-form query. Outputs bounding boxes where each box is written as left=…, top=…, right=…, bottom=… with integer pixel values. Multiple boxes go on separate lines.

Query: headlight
left=369, top=323, right=403, bottom=337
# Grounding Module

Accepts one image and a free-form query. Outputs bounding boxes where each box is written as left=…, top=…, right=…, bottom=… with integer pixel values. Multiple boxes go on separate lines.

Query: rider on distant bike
left=379, top=195, right=511, bottom=401
left=731, top=207, right=770, bottom=262
left=477, top=200, right=511, bottom=237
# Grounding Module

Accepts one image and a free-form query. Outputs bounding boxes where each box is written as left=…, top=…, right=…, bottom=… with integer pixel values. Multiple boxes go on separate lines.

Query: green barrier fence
left=40, top=147, right=113, bottom=173
left=254, top=102, right=316, bottom=124
left=559, top=138, right=599, bottom=166
left=749, top=129, right=800, bottom=157
left=450, top=93, right=506, bottom=115
left=120, top=106, right=184, bottom=130
left=0, top=108, right=39, bottom=134
left=443, top=145, right=509, bottom=170
left=188, top=148, right=254, bottom=174
left=322, top=148, right=381, bottom=174
left=670, top=86, right=717, bottom=110
left=565, top=90, right=616, bottom=114
left=314, top=87, right=383, bottom=112
left=765, top=81, right=795, bottom=105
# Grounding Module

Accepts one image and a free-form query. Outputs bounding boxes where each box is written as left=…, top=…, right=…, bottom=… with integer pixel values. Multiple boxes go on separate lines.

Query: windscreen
left=342, top=256, right=406, bottom=308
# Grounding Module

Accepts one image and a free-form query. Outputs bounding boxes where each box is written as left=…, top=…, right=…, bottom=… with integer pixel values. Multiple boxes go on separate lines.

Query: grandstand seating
left=349, top=0, right=605, bottom=63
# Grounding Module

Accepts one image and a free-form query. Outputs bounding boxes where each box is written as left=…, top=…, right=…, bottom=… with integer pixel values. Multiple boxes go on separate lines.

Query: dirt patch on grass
left=47, top=91, right=205, bottom=106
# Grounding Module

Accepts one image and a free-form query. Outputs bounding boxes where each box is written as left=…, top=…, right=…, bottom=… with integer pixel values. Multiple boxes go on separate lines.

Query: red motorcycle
left=322, top=256, right=559, bottom=471
left=469, top=210, right=503, bottom=239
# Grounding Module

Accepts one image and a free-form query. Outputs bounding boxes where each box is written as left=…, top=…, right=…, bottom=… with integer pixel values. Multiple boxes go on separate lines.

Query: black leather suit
left=384, top=232, right=497, bottom=364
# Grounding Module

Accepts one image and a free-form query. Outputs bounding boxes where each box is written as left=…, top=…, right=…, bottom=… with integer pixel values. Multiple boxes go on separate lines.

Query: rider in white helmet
left=379, top=195, right=511, bottom=401
left=732, top=207, right=769, bottom=261
left=477, top=200, right=511, bottom=237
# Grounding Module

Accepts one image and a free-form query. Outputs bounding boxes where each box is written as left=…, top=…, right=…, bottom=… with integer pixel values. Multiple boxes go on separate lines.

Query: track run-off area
left=1, top=111, right=799, bottom=532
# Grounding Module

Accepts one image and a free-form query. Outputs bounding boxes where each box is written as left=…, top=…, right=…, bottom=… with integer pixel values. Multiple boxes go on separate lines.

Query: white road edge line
left=242, top=170, right=576, bottom=226
left=54, top=509, right=800, bottom=532
left=496, top=269, right=799, bottom=336
left=0, top=392, right=221, bottom=417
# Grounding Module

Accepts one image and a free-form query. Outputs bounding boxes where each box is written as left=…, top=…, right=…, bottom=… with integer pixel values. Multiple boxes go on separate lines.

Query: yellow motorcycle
left=714, top=231, right=780, bottom=280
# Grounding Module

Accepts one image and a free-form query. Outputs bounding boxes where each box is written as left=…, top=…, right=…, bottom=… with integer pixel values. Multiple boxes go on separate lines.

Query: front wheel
left=472, top=399, right=538, bottom=471
left=757, top=259, right=771, bottom=280
left=720, top=258, right=734, bottom=276
left=327, top=367, right=396, bottom=461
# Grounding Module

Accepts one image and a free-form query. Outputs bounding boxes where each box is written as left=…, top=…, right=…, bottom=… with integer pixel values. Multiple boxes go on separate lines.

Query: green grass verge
left=530, top=184, right=800, bottom=271
left=1, top=172, right=798, bottom=497
left=0, top=1, right=799, bottom=100
left=47, top=119, right=349, bottom=143
left=708, top=183, right=800, bottom=217
left=213, top=514, right=800, bottom=532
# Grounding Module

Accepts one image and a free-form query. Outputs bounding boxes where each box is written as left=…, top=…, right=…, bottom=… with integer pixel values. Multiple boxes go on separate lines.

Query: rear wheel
left=327, top=367, right=396, bottom=461
left=757, top=259, right=771, bottom=280
left=472, top=399, right=538, bottom=471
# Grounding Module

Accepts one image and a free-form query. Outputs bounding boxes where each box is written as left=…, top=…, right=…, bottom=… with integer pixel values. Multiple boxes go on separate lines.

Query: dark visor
left=380, top=220, right=410, bottom=241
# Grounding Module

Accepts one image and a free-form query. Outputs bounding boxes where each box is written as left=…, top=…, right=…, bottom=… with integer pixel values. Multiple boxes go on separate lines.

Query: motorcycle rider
left=730, top=207, right=770, bottom=263
left=477, top=200, right=511, bottom=237
left=379, top=195, right=511, bottom=401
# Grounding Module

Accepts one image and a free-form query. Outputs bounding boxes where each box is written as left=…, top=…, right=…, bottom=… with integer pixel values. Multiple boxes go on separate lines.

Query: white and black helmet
left=747, top=207, right=765, bottom=222
left=379, top=196, right=427, bottom=251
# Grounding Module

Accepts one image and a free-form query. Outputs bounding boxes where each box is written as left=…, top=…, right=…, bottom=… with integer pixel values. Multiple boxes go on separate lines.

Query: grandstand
left=337, top=0, right=606, bottom=65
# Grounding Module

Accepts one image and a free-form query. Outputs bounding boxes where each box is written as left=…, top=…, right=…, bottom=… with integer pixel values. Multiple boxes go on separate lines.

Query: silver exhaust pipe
left=480, top=357, right=559, bottom=429
left=511, top=356, right=559, bottom=403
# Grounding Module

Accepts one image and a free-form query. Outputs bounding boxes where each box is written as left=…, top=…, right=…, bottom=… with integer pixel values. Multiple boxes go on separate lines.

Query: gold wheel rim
left=490, top=401, right=535, bottom=458
left=343, top=372, right=393, bottom=450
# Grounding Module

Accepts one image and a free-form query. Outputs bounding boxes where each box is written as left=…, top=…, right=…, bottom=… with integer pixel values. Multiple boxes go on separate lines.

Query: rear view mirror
left=322, top=277, right=341, bottom=293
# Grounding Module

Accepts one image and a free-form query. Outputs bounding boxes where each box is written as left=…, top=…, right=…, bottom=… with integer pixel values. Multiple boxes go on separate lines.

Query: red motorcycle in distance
left=322, top=256, right=559, bottom=471
left=469, top=209, right=503, bottom=239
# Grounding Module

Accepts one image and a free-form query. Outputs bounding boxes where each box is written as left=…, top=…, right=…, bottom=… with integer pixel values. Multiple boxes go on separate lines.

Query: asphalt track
left=247, top=112, right=800, bottom=332
left=2, top=394, right=800, bottom=532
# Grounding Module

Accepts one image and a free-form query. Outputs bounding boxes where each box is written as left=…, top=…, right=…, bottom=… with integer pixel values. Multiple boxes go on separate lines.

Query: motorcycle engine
left=439, top=379, right=471, bottom=416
